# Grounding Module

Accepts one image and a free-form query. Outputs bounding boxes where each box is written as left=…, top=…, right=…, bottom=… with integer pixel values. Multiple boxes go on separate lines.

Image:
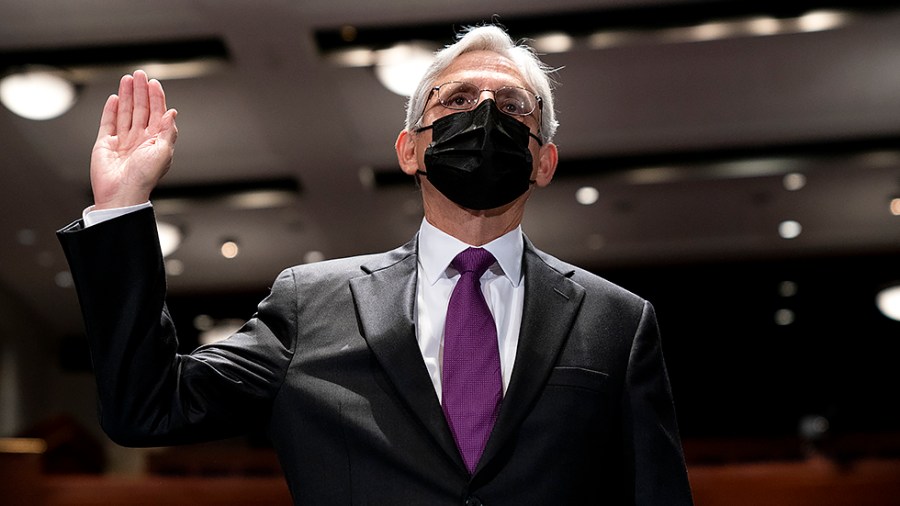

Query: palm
left=89, top=70, right=178, bottom=209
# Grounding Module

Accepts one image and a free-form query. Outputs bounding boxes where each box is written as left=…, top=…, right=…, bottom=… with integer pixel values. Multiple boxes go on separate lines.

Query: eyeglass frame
left=418, top=81, right=544, bottom=128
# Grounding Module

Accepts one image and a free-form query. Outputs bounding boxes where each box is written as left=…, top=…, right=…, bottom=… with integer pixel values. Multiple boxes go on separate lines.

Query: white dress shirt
left=83, top=205, right=526, bottom=403
left=83, top=202, right=152, bottom=227
left=415, top=219, right=524, bottom=402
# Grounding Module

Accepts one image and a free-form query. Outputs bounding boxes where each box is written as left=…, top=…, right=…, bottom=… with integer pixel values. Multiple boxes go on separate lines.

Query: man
left=59, top=25, right=693, bottom=505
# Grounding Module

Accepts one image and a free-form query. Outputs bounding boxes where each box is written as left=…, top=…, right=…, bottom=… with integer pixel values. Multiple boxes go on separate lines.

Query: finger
left=96, top=94, right=119, bottom=141
left=148, top=78, right=166, bottom=127
left=116, top=74, right=134, bottom=132
left=132, top=70, right=150, bottom=130
left=159, top=109, right=178, bottom=146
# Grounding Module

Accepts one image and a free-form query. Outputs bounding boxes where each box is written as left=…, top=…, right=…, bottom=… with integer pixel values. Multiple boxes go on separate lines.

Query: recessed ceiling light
left=532, top=32, right=574, bottom=53
left=198, top=318, right=244, bottom=345
left=783, top=173, right=806, bottom=191
left=225, top=190, right=295, bottom=210
left=744, top=16, right=783, bottom=36
left=0, top=68, right=77, bottom=120
left=876, top=285, right=900, bottom=321
left=193, top=314, right=215, bottom=331
left=779, top=281, right=798, bottom=297
left=575, top=186, right=600, bottom=205
left=327, top=47, right=375, bottom=67
left=358, top=166, right=375, bottom=188
left=340, top=25, right=358, bottom=43
left=16, top=229, right=36, bottom=246
left=890, top=198, right=900, bottom=216
left=778, top=220, right=802, bottom=239
left=165, top=258, right=184, bottom=276
left=54, top=271, right=74, bottom=288
left=588, top=31, right=629, bottom=49
left=220, top=240, right=239, bottom=259
left=304, top=250, right=325, bottom=264
left=156, top=221, right=182, bottom=257
left=774, top=308, right=795, bottom=326
left=797, top=10, right=850, bottom=33
left=374, top=42, right=436, bottom=96
left=689, top=21, right=735, bottom=41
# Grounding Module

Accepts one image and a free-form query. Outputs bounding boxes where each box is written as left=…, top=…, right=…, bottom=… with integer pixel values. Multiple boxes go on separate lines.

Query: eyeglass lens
left=437, top=82, right=538, bottom=116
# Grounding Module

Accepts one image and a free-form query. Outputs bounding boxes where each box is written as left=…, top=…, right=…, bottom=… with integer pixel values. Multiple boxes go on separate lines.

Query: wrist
left=92, top=189, right=152, bottom=211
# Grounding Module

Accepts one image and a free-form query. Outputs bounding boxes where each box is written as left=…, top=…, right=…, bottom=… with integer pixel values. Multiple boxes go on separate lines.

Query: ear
left=533, top=142, right=558, bottom=187
left=395, top=130, right=420, bottom=176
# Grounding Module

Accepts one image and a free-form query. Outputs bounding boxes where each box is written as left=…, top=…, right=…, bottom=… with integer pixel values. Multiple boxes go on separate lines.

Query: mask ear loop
left=412, top=124, right=432, bottom=183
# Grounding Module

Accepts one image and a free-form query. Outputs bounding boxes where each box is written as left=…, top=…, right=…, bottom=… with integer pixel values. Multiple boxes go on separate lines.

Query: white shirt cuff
left=83, top=202, right=152, bottom=228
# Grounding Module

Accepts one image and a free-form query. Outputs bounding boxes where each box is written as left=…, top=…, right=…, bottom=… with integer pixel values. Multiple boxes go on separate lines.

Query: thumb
left=160, top=108, right=178, bottom=145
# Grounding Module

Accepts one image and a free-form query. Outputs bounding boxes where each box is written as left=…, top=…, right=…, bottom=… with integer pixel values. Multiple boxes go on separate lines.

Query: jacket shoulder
left=278, top=237, right=416, bottom=286
left=529, top=245, right=647, bottom=310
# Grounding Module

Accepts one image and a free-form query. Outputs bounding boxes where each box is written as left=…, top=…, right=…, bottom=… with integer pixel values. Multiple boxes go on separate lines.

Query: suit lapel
left=475, top=238, right=585, bottom=476
left=348, top=238, right=467, bottom=473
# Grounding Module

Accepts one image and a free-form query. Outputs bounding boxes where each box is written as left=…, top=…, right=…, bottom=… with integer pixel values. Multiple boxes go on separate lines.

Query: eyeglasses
left=428, top=81, right=542, bottom=117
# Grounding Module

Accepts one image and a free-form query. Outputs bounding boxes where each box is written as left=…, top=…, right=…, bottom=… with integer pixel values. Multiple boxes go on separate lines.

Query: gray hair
left=404, top=25, right=559, bottom=142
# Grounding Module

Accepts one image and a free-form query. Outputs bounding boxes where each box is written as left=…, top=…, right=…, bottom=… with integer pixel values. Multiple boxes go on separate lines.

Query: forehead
left=433, top=50, right=529, bottom=89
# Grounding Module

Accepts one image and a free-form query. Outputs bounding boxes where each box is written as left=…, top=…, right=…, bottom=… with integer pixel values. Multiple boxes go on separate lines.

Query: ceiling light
left=225, top=190, right=295, bottom=210
left=327, top=47, right=376, bottom=67
left=220, top=240, right=239, bottom=259
left=165, top=258, right=184, bottom=276
left=198, top=318, right=244, bottom=345
left=744, top=16, right=783, bottom=36
left=774, top=308, right=795, bottom=326
left=304, top=250, right=325, bottom=264
left=16, top=229, right=36, bottom=246
left=626, top=166, right=681, bottom=185
left=0, top=68, right=77, bottom=120
left=858, top=150, right=900, bottom=168
left=156, top=221, right=182, bottom=257
left=137, top=58, right=228, bottom=81
left=689, top=21, right=735, bottom=42
left=588, top=31, right=630, bottom=49
left=783, top=173, right=807, bottom=191
left=575, top=186, right=600, bottom=205
left=358, top=166, right=375, bottom=188
left=532, top=32, right=574, bottom=53
left=876, top=285, right=900, bottom=321
left=193, top=314, right=215, bottom=331
left=891, top=198, right=900, bottom=216
left=54, top=271, right=74, bottom=288
left=797, top=10, right=850, bottom=33
left=340, top=25, right=358, bottom=43
left=374, top=42, right=436, bottom=96
left=779, top=281, right=798, bottom=297
left=799, top=415, right=830, bottom=442
left=778, top=220, right=802, bottom=239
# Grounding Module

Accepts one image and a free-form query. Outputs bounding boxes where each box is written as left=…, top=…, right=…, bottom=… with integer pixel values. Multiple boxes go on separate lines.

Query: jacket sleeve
left=622, top=300, right=694, bottom=505
left=57, top=207, right=295, bottom=447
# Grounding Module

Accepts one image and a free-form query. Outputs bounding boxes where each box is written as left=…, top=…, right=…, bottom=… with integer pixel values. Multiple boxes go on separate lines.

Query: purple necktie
left=442, top=247, right=503, bottom=474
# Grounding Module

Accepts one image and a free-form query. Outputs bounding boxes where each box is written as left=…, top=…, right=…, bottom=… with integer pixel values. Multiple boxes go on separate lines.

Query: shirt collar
left=418, top=218, right=524, bottom=287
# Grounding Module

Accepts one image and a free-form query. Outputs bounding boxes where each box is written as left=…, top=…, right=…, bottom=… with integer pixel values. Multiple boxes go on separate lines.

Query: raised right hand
left=90, top=70, right=178, bottom=210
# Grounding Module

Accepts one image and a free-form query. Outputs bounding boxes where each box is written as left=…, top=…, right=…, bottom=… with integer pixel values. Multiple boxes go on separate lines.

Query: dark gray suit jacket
left=58, top=207, right=692, bottom=505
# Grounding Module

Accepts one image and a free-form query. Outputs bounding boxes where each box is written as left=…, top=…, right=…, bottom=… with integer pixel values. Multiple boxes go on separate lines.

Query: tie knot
left=451, top=247, right=496, bottom=278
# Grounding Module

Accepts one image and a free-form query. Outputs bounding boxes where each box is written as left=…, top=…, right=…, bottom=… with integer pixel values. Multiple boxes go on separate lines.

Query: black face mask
left=415, top=99, right=543, bottom=210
